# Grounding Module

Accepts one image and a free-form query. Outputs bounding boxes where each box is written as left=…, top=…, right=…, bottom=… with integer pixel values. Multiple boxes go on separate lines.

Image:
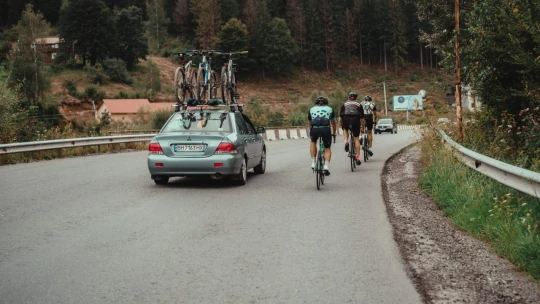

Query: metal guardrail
left=438, top=129, right=540, bottom=198
left=1, top=125, right=425, bottom=155
left=0, top=134, right=156, bottom=155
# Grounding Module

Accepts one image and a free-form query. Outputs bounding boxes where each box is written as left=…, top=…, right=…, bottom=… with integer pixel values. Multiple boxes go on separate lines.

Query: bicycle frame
left=179, top=53, right=195, bottom=80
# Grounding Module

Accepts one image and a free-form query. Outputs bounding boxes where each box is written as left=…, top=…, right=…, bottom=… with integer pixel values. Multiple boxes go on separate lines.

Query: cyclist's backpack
left=343, top=101, right=362, bottom=116
left=362, top=101, right=375, bottom=115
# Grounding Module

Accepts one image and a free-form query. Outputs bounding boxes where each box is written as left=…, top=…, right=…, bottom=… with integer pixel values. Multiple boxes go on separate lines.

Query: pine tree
left=221, top=0, right=239, bottom=23
left=116, top=5, right=148, bottom=70
left=9, top=3, right=51, bottom=105
left=320, top=0, right=337, bottom=70
left=146, top=0, right=170, bottom=51
left=286, top=0, right=306, bottom=68
left=172, top=0, right=190, bottom=38
left=191, top=0, right=221, bottom=49
left=342, top=8, right=357, bottom=75
left=388, top=0, right=407, bottom=75
left=59, top=0, right=117, bottom=65
left=259, top=18, right=298, bottom=76
left=214, top=18, right=249, bottom=52
left=303, top=0, right=324, bottom=69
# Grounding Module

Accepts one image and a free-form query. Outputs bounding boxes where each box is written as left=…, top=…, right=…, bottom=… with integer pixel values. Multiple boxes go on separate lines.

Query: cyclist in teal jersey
left=308, top=96, right=337, bottom=175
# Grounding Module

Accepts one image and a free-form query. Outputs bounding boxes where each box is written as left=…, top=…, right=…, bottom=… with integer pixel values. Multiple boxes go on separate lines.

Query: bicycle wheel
left=320, top=154, right=325, bottom=185
left=220, top=67, right=229, bottom=104
left=350, top=137, right=355, bottom=172
left=196, top=67, right=206, bottom=102
left=363, top=135, right=369, bottom=162
left=316, top=151, right=321, bottom=190
left=186, top=67, right=197, bottom=100
left=173, top=67, right=185, bottom=104
left=229, top=72, right=236, bottom=103
left=209, top=71, right=218, bottom=99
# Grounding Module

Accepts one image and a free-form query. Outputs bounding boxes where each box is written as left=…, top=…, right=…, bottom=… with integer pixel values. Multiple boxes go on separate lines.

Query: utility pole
left=455, top=0, right=463, bottom=141
left=383, top=82, right=388, bottom=116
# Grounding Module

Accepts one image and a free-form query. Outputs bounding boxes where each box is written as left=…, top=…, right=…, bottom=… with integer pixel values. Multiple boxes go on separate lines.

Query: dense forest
left=0, top=0, right=539, bottom=157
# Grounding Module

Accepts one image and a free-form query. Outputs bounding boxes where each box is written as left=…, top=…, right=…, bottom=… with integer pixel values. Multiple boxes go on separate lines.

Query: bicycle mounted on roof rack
left=172, top=50, right=247, bottom=110
left=220, top=51, right=248, bottom=105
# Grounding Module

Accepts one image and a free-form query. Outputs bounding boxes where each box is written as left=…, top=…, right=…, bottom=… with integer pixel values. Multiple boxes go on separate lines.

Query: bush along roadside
left=418, top=127, right=540, bottom=281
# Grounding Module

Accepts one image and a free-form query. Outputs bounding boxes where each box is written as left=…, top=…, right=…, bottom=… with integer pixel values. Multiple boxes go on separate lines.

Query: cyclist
left=339, top=92, right=364, bottom=165
left=308, top=96, right=337, bottom=175
left=361, top=95, right=377, bottom=156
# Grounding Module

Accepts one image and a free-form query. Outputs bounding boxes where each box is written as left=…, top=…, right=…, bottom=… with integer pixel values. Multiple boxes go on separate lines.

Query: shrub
left=268, top=110, right=285, bottom=127
left=84, top=85, right=106, bottom=101
left=151, top=110, right=172, bottom=129
left=288, top=112, right=307, bottom=126
left=415, top=117, right=429, bottom=125
left=85, top=64, right=108, bottom=85
left=117, top=91, right=130, bottom=98
left=64, top=80, right=78, bottom=96
left=102, top=58, right=131, bottom=84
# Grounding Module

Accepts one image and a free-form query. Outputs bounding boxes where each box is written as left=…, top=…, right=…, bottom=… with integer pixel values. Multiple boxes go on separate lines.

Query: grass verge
left=418, top=127, right=540, bottom=281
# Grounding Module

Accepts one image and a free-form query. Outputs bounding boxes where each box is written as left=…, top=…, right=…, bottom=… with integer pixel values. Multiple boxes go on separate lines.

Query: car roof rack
left=173, top=98, right=244, bottom=113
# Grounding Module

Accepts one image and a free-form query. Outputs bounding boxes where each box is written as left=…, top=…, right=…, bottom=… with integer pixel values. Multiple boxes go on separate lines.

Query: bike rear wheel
left=316, top=151, right=322, bottom=190
left=209, top=71, right=218, bottom=99
left=174, top=67, right=185, bottom=104
left=186, top=67, right=197, bottom=101
left=350, top=137, right=355, bottom=172
left=196, top=67, right=206, bottom=102
left=363, top=135, right=369, bottom=162
left=220, top=67, right=229, bottom=104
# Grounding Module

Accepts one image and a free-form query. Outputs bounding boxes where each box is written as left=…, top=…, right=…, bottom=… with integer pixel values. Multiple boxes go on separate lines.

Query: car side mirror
left=256, top=127, right=266, bottom=134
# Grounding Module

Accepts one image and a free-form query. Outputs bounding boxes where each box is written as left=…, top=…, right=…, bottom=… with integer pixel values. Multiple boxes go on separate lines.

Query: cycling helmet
left=314, top=96, right=329, bottom=105
left=348, top=92, right=358, bottom=100
left=364, top=95, right=372, bottom=102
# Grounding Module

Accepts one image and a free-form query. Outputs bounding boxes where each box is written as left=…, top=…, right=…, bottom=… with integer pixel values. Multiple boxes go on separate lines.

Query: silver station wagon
left=148, top=105, right=266, bottom=185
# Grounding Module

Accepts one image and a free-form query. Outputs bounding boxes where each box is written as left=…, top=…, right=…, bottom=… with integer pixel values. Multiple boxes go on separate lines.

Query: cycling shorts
left=341, top=116, right=361, bottom=137
left=310, top=127, right=332, bottom=148
left=364, top=116, right=374, bottom=130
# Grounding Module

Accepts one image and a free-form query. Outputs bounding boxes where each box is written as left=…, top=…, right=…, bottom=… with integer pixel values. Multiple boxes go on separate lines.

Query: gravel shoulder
left=382, top=145, right=540, bottom=304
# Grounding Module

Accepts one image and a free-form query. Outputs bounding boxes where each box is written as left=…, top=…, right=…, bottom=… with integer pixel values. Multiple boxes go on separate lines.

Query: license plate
left=174, top=144, right=205, bottom=152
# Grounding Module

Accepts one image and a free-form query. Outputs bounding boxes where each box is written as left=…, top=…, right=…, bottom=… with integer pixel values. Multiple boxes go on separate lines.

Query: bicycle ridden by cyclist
left=339, top=92, right=364, bottom=165
left=308, top=96, right=337, bottom=175
left=361, top=95, right=377, bottom=156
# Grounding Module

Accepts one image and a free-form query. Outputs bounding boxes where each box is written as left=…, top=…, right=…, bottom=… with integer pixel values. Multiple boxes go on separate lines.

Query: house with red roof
left=96, top=99, right=176, bottom=123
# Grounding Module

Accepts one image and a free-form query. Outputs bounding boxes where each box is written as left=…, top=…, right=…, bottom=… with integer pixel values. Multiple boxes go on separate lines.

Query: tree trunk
left=384, top=40, right=387, bottom=72
left=420, top=42, right=423, bottom=70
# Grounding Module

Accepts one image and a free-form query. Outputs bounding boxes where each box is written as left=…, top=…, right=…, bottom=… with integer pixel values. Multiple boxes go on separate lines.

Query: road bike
left=173, top=52, right=198, bottom=106
left=348, top=125, right=358, bottom=172
left=220, top=51, right=248, bottom=104
left=361, top=126, right=370, bottom=162
left=314, top=135, right=336, bottom=190
left=192, top=49, right=220, bottom=103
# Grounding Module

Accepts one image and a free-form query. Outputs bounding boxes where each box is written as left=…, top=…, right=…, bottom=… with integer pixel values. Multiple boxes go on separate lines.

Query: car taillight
left=149, top=142, right=163, bottom=154
left=215, top=142, right=237, bottom=154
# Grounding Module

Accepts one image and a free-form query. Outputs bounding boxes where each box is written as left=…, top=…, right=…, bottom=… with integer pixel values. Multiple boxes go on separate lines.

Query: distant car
left=147, top=105, right=266, bottom=185
left=375, top=118, right=397, bottom=134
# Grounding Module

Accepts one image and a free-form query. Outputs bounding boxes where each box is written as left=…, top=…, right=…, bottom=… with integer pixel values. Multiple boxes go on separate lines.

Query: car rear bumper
left=147, top=153, right=242, bottom=176
left=375, top=126, right=395, bottom=132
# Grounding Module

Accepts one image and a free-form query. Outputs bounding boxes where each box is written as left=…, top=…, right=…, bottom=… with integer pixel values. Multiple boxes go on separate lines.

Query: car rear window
left=161, top=111, right=232, bottom=132
left=378, top=119, right=392, bottom=124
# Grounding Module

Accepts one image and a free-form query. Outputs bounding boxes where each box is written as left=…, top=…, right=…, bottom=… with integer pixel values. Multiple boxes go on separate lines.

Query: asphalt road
left=0, top=130, right=421, bottom=304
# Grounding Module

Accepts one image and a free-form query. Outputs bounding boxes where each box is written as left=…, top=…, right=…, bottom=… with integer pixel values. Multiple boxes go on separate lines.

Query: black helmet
left=348, top=92, right=358, bottom=100
left=314, top=96, right=329, bottom=105
left=364, top=95, right=372, bottom=102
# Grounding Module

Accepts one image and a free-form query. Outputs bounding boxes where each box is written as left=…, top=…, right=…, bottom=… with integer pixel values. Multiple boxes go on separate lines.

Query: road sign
left=392, top=95, right=423, bottom=111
